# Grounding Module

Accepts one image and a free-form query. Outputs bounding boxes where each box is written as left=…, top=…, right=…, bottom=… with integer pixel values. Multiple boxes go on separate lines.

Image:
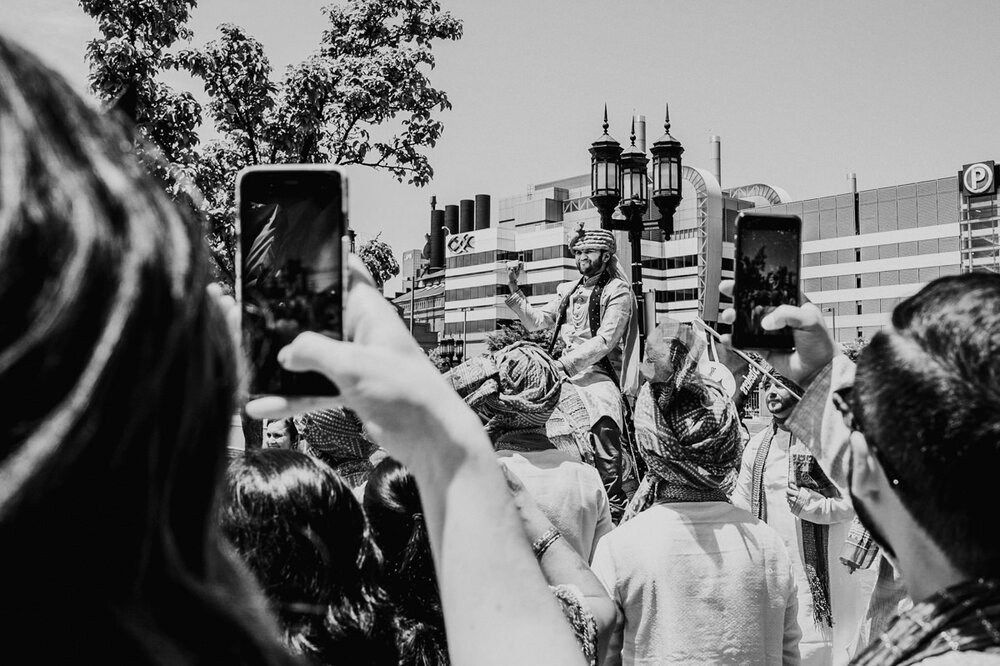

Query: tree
left=357, top=233, right=400, bottom=290
left=81, top=0, right=202, bottom=176
left=840, top=337, right=869, bottom=362
left=426, top=346, right=451, bottom=373
left=81, top=0, right=462, bottom=285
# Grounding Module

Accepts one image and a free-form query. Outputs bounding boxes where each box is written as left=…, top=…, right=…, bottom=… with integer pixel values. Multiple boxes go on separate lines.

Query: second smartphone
left=236, top=165, right=347, bottom=397
left=731, top=212, right=802, bottom=350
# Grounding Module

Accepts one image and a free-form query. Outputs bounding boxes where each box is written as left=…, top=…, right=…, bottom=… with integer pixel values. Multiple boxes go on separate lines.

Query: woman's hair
left=222, top=449, right=400, bottom=665
left=0, top=37, right=293, bottom=663
left=364, top=458, right=450, bottom=665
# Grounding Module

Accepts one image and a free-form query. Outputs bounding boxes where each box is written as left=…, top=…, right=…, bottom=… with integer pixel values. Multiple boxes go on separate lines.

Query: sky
left=3, top=0, right=999, bottom=294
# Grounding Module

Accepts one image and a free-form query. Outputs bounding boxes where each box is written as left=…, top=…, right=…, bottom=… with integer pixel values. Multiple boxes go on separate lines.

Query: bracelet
left=531, top=527, right=562, bottom=560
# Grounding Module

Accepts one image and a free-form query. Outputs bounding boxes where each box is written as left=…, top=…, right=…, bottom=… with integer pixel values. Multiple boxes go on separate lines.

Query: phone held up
left=731, top=212, right=802, bottom=351
left=236, top=165, right=348, bottom=397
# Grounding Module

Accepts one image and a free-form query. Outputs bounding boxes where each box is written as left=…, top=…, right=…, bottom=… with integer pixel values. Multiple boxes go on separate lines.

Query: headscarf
left=299, top=408, right=386, bottom=488
left=622, top=319, right=741, bottom=521
left=445, top=342, right=594, bottom=461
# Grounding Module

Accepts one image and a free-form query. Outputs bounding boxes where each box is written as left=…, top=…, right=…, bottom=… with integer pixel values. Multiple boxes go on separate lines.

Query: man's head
left=848, top=273, right=1000, bottom=577
left=568, top=226, right=616, bottom=278
left=764, top=378, right=797, bottom=423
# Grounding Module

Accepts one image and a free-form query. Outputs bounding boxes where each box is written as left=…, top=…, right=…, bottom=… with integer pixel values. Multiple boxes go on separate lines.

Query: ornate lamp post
left=649, top=104, right=684, bottom=238
left=441, top=338, right=456, bottom=367
left=589, top=104, right=684, bottom=353
left=618, top=118, right=649, bottom=339
left=589, top=105, right=623, bottom=229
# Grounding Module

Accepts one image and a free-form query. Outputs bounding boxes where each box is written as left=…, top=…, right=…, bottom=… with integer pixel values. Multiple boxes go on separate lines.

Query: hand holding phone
left=732, top=213, right=802, bottom=351
left=236, top=165, right=347, bottom=397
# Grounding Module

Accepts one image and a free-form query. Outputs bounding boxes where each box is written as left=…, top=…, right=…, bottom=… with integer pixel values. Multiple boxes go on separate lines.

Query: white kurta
left=592, top=502, right=801, bottom=666
left=496, top=448, right=613, bottom=563
left=505, top=273, right=633, bottom=429
left=733, top=424, right=878, bottom=666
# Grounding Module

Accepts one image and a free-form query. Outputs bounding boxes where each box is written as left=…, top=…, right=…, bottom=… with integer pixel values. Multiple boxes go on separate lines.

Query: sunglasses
left=832, top=385, right=903, bottom=491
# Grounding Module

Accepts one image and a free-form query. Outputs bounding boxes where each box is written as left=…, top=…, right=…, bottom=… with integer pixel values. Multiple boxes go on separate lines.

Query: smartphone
left=236, top=165, right=347, bottom=397
left=731, top=212, right=801, bottom=350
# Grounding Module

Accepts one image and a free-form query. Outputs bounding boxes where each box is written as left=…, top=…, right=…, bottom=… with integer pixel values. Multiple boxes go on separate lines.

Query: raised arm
left=558, top=282, right=632, bottom=378
left=502, top=465, right=618, bottom=665
left=248, top=258, right=587, bottom=666
left=505, top=280, right=566, bottom=332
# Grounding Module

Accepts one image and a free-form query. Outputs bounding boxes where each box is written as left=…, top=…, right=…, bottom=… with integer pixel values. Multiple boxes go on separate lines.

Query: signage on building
left=960, top=161, right=997, bottom=197
left=447, top=233, right=475, bottom=254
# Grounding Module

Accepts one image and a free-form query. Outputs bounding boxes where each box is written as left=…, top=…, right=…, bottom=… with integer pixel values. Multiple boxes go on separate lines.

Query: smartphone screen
left=237, top=166, right=345, bottom=397
left=732, top=213, right=801, bottom=350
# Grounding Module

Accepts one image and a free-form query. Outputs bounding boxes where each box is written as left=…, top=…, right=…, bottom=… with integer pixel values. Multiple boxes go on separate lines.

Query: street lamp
left=439, top=337, right=464, bottom=368
left=408, top=254, right=427, bottom=335
left=461, top=307, right=471, bottom=357
left=441, top=338, right=455, bottom=365
left=589, top=104, right=684, bottom=352
left=617, top=118, right=649, bottom=340
left=589, top=104, right=623, bottom=230
left=823, top=306, right=837, bottom=340
left=649, top=103, right=685, bottom=238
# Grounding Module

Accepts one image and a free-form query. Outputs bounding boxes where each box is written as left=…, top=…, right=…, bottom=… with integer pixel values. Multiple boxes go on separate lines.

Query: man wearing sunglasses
left=720, top=273, right=1000, bottom=665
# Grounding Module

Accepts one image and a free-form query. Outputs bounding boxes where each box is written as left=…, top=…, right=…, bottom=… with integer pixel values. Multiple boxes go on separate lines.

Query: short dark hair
left=855, top=273, right=1000, bottom=575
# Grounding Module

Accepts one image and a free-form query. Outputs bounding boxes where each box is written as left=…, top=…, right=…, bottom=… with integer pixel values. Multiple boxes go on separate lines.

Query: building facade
left=754, top=161, right=999, bottom=340
left=395, top=156, right=999, bottom=356
left=395, top=152, right=788, bottom=356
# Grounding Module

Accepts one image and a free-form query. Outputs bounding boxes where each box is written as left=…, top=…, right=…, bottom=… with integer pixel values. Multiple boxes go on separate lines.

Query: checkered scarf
left=852, top=578, right=1000, bottom=666
left=298, top=408, right=382, bottom=488
left=622, top=320, right=742, bottom=521
left=445, top=342, right=593, bottom=461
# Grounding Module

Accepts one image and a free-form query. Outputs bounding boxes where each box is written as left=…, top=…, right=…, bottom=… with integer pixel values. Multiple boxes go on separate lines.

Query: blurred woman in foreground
left=0, top=32, right=586, bottom=665
left=0, top=35, right=294, bottom=663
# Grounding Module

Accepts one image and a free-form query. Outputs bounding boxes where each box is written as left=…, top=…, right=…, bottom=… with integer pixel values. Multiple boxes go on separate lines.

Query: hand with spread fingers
left=246, top=256, right=587, bottom=666
left=718, top=280, right=837, bottom=388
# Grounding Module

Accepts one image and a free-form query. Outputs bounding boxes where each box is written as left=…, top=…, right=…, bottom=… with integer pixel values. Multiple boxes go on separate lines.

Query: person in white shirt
left=592, top=321, right=801, bottom=665
left=446, top=341, right=613, bottom=562
left=734, top=378, right=877, bottom=665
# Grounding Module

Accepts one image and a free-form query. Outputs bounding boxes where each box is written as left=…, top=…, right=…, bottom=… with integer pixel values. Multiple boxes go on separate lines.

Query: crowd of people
left=3, top=31, right=1000, bottom=666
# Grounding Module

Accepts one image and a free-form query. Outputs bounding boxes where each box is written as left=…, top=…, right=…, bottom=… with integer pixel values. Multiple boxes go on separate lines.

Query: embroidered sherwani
left=505, top=272, right=633, bottom=428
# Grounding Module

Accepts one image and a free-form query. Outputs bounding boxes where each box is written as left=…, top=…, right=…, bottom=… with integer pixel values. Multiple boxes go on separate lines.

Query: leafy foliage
left=426, top=346, right=451, bottom=373
left=81, top=0, right=462, bottom=286
left=840, top=337, right=869, bottom=362
left=357, top=233, right=400, bottom=289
